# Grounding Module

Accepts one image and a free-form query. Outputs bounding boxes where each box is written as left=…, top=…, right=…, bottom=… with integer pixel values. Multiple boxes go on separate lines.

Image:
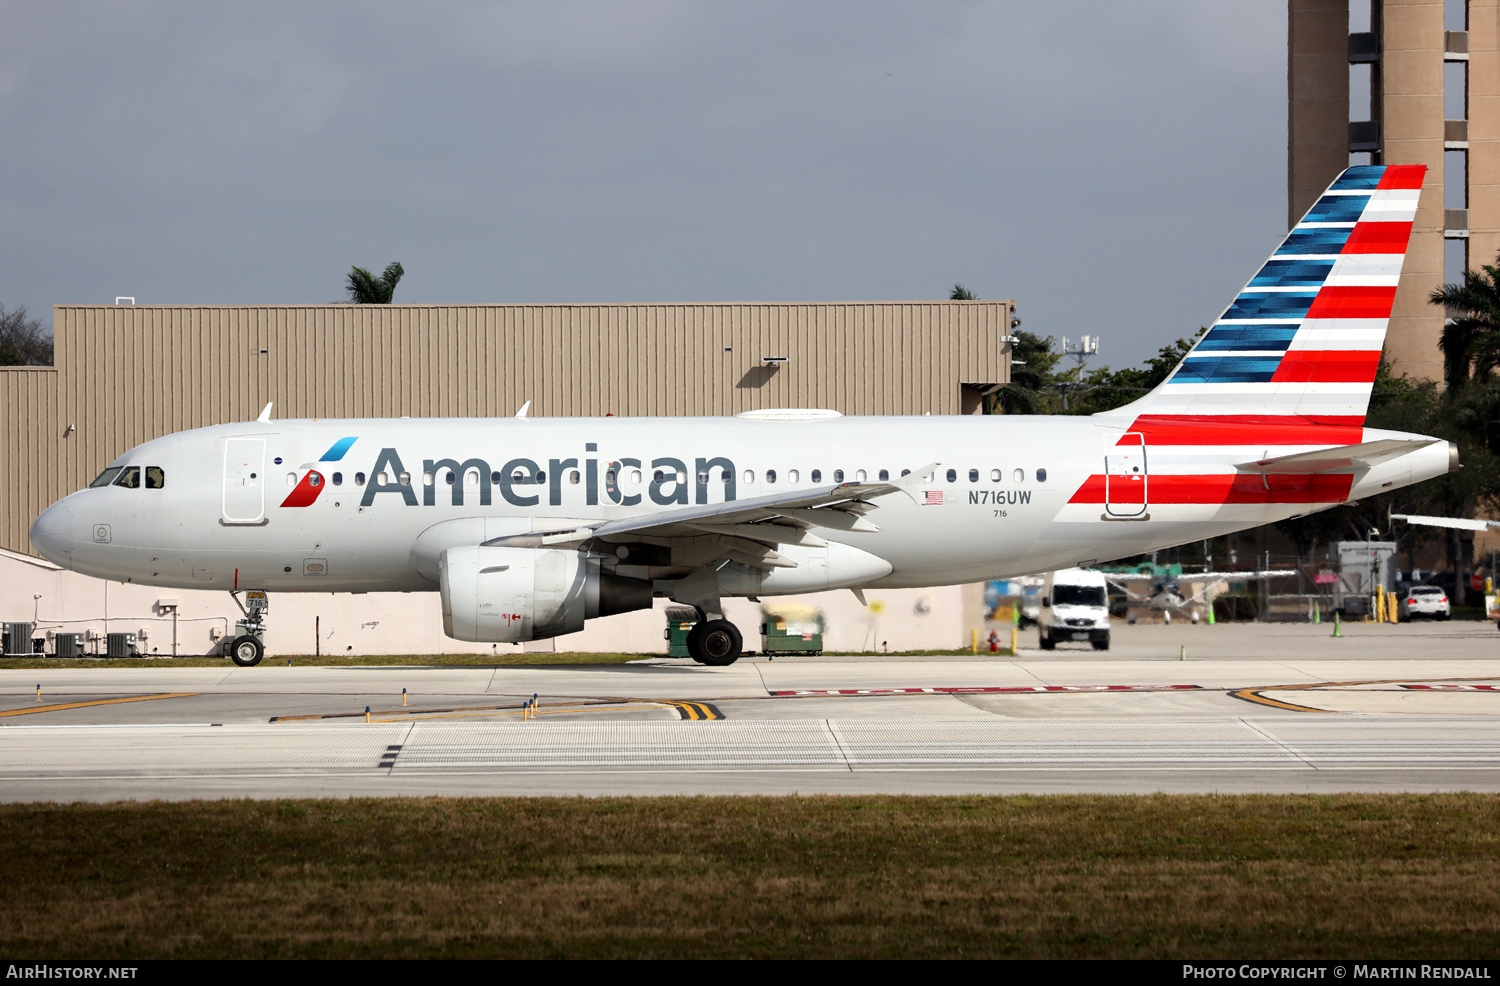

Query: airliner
left=30, top=164, right=1456, bottom=666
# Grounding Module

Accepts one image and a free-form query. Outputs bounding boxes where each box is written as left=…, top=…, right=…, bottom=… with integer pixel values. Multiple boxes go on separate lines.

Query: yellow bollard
left=1010, top=626, right=1018, bottom=654
left=364, top=705, right=370, bottom=723
left=971, top=628, right=978, bottom=654
left=402, top=688, right=408, bottom=707
left=35, top=684, right=41, bottom=703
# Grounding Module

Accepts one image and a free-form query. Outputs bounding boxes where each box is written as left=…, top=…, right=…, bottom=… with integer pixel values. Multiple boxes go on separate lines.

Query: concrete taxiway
left=2, top=620, right=1499, bottom=800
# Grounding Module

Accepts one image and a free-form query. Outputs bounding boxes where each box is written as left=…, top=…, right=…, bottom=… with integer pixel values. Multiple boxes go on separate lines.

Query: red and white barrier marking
left=1402, top=684, right=1500, bottom=691
left=769, top=685, right=1205, bottom=697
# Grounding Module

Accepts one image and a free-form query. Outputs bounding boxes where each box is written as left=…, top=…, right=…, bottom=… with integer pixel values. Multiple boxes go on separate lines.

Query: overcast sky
left=0, top=1, right=1285, bottom=370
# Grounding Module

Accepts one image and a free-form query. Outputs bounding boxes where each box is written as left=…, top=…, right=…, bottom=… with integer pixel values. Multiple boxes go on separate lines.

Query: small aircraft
left=29, top=164, right=1459, bottom=666
left=1105, top=570, right=1298, bottom=624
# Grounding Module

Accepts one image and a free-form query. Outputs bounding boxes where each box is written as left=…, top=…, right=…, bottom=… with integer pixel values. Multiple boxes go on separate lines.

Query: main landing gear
left=227, top=589, right=269, bottom=667
left=687, top=619, right=742, bottom=666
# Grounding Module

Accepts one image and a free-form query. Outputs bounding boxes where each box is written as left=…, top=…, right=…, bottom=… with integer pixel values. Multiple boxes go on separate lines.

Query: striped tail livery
left=1060, top=163, right=1455, bottom=548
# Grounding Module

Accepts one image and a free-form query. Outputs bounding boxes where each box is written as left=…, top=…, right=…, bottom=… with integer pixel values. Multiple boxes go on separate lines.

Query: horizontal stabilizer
left=1391, top=513, right=1500, bottom=532
left=1236, top=439, right=1438, bottom=475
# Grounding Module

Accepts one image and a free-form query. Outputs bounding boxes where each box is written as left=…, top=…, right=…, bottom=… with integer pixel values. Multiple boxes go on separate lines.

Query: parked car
left=1398, top=585, right=1451, bottom=622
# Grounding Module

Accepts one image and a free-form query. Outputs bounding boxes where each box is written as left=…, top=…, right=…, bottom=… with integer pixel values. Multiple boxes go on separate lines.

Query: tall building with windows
left=1289, top=0, right=1497, bottom=382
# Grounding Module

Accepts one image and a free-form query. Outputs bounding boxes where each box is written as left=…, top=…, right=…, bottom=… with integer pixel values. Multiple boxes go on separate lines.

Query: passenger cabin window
left=743, top=470, right=754, bottom=484
left=332, top=472, right=343, bottom=486
left=766, top=469, right=777, bottom=484
left=1036, top=468, right=1047, bottom=483
left=445, top=471, right=457, bottom=485
left=113, top=467, right=141, bottom=489
left=946, top=468, right=957, bottom=483
left=788, top=469, right=800, bottom=483
left=1013, top=468, right=1024, bottom=483
left=355, top=472, right=366, bottom=486
left=569, top=470, right=581, bottom=484
left=991, top=469, right=1001, bottom=482
left=833, top=469, right=844, bottom=482
left=90, top=467, right=123, bottom=488
left=855, top=469, right=867, bottom=481
left=811, top=469, right=822, bottom=483
left=968, top=469, right=978, bottom=483
left=878, top=469, right=889, bottom=481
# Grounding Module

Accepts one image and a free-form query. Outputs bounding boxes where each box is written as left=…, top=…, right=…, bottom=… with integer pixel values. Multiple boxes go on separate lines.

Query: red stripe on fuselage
left=1068, top=473, right=1354, bottom=506
left=280, top=470, right=325, bottom=508
left=1269, top=350, right=1381, bottom=383
left=1120, top=415, right=1365, bottom=446
left=1342, top=221, right=1413, bottom=254
left=1304, top=286, right=1398, bottom=319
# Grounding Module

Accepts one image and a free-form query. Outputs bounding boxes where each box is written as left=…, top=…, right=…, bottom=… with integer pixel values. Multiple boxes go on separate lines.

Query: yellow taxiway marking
left=1230, top=676, right=1500, bottom=713
left=0, top=693, right=199, bottom=718
left=662, top=700, right=724, bottom=721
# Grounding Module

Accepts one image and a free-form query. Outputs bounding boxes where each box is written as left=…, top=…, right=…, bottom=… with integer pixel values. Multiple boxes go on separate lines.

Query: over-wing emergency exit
left=30, top=165, right=1457, bottom=665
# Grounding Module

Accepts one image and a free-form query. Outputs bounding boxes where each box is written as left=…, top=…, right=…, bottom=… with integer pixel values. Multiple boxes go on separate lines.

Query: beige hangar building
left=0, top=302, right=1014, bottom=657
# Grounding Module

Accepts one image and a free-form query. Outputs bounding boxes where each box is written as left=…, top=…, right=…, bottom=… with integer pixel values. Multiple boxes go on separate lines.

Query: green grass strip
left=2, top=794, right=1498, bottom=958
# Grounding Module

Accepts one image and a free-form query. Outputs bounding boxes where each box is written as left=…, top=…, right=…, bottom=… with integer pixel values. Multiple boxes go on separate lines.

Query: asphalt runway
left=3, top=620, right=1499, bottom=800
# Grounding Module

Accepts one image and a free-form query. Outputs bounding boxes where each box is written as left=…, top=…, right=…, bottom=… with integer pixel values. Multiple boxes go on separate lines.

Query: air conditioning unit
left=53, top=633, right=85, bottom=658
left=106, top=632, right=137, bottom=659
left=3, top=622, right=34, bottom=656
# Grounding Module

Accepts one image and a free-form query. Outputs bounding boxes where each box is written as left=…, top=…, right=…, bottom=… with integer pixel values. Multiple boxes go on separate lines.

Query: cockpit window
left=113, top=466, right=141, bottom=489
left=90, top=467, right=123, bottom=488
left=145, top=466, right=165, bottom=489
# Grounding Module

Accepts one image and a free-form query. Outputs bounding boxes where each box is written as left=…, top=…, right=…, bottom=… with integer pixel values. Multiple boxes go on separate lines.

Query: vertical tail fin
left=1112, top=164, right=1426, bottom=428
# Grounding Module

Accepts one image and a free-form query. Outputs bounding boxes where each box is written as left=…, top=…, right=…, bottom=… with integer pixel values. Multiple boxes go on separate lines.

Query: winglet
left=257, top=402, right=273, bottom=422
left=515, top=400, right=531, bottom=419
left=891, top=462, right=940, bottom=503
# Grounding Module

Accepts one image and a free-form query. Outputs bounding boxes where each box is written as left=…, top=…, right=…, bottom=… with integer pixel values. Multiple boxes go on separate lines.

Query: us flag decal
left=924, top=490, right=944, bottom=505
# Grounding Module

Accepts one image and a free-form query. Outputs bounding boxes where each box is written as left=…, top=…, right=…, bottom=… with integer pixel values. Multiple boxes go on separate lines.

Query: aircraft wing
left=481, top=463, right=938, bottom=560
left=1391, top=513, right=1500, bottom=532
left=1236, top=439, right=1439, bottom=475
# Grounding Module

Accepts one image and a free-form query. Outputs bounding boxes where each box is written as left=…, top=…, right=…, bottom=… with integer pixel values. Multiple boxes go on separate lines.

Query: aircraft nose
left=30, top=500, right=73, bottom=568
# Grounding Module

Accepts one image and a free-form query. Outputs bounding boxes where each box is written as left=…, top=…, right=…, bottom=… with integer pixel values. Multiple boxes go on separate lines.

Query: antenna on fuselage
left=257, top=403, right=273, bottom=422
left=515, top=400, right=531, bottom=419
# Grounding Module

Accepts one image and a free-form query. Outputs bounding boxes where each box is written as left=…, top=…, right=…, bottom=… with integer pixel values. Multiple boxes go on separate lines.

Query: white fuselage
left=30, top=414, right=1454, bottom=598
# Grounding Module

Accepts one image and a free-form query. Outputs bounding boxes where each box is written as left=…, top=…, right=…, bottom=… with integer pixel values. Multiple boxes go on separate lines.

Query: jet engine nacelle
left=439, top=545, right=653, bottom=642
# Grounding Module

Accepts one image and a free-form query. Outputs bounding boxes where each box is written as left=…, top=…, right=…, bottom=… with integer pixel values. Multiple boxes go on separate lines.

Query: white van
left=1038, top=568, right=1111, bottom=651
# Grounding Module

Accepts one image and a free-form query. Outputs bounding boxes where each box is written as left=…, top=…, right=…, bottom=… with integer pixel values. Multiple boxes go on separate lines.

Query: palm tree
left=950, top=284, right=977, bottom=301
left=1430, top=255, right=1500, bottom=393
left=346, top=262, right=405, bottom=304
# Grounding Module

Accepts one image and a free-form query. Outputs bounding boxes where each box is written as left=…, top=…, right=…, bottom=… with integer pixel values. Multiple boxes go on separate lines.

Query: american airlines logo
left=350, top=448, right=739, bottom=510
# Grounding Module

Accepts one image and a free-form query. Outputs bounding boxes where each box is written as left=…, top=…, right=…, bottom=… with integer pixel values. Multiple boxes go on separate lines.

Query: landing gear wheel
left=229, top=635, right=264, bottom=667
left=687, top=620, right=741, bottom=666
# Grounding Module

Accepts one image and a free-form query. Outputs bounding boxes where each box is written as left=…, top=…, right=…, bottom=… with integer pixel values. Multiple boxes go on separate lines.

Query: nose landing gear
left=228, top=590, right=269, bottom=667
